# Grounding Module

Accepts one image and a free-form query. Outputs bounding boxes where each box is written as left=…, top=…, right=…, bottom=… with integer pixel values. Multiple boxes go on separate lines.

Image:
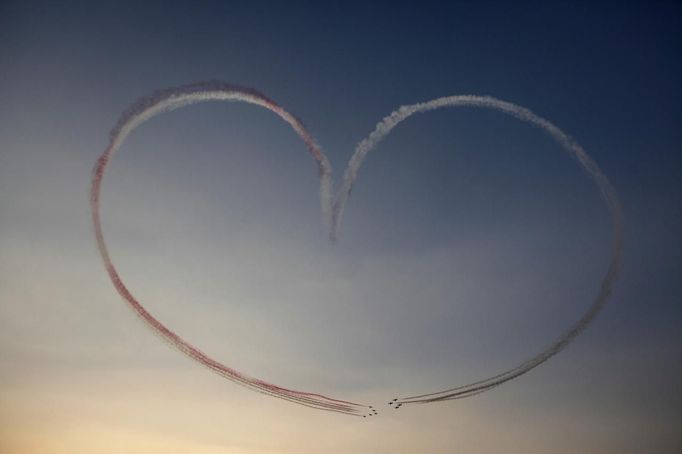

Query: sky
left=0, top=1, right=680, bottom=452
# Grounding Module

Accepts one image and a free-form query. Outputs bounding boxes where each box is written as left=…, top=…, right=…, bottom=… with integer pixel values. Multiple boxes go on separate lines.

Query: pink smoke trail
left=91, top=81, right=367, bottom=416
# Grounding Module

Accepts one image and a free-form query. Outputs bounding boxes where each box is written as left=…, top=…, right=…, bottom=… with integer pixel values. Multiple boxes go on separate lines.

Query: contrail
left=332, top=95, right=624, bottom=406
left=91, top=81, right=367, bottom=416
left=93, top=83, right=622, bottom=415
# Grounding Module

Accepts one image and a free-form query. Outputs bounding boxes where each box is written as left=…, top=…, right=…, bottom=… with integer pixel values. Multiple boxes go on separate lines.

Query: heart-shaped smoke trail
left=92, top=82, right=623, bottom=416
left=333, top=96, right=624, bottom=406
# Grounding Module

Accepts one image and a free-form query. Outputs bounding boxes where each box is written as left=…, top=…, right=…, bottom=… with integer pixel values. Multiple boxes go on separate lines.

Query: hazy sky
left=1, top=1, right=680, bottom=453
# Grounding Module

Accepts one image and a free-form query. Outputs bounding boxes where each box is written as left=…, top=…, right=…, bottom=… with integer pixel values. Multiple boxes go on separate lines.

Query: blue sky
left=1, top=1, right=680, bottom=452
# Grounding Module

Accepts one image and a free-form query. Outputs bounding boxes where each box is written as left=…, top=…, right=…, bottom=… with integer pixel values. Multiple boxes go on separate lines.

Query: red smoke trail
left=91, top=82, right=366, bottom=416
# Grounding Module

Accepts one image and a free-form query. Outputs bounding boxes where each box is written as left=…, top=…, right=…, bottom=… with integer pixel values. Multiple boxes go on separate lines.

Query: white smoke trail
left=332, top=95, right=624, bottom=405
left=110, top=83, right=334, bottom=223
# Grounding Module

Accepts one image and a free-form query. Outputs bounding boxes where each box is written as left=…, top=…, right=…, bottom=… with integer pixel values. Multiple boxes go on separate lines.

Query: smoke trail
left=91, top=82, right=367, bottom=416
left=94, top=84, right=622, bottom=415
left=333, top=95, right=624, bottom=405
